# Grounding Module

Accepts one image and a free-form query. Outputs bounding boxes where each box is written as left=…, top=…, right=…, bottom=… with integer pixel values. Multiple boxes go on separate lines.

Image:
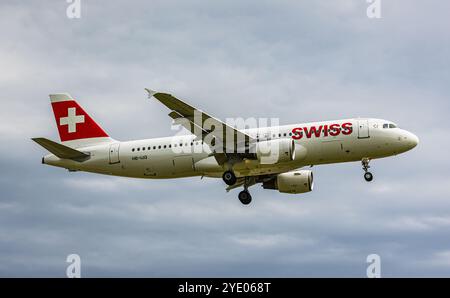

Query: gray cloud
left=0, top=0, right=449, bottom=277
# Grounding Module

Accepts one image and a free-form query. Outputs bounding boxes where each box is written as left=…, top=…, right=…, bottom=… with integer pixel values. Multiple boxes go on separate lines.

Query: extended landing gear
left=362, top=158, right=374, bottom=182
left=222, top=170, right=253, bottom=205
left=222, top=170, right=237, bottom=186
left=238, top=177, right=253, bottom=205
left=238, top=189, right=252, bottom=205
left=364, top=172, right=373, bottom=182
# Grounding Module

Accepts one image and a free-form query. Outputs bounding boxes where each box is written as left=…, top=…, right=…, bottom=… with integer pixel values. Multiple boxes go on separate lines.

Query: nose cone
left=410, top=133, right=419, bottom=148
left=404, top=131, right=419, bottom=150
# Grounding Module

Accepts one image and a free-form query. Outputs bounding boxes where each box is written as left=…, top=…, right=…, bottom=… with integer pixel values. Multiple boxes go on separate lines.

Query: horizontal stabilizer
left=32, top=138, right=90, bottom=162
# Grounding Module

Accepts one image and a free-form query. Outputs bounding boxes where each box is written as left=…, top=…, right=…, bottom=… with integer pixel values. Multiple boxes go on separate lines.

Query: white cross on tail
left=60, top=107, right=85, bottom=133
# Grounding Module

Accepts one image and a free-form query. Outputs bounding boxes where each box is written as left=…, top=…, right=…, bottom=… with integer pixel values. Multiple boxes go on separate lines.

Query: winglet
left=144, top=88, right=157, bottom=99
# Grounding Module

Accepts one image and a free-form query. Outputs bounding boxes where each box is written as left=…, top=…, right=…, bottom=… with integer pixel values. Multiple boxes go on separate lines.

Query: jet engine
left=255, top=139, right=295, bottom=164
left=262, top=170, right=314, bottom=194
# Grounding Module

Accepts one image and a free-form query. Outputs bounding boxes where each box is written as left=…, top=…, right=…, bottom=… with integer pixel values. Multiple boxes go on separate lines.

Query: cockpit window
left=383, top=123, right=398, bottom=129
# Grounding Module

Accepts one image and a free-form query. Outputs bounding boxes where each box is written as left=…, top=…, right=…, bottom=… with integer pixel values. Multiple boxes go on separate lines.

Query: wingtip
left=144, top=88, right=157, bottom=98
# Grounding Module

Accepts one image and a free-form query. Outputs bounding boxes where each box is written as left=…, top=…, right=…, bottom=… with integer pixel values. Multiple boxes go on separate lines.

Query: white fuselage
left=43, top=118, right=419, bottom=179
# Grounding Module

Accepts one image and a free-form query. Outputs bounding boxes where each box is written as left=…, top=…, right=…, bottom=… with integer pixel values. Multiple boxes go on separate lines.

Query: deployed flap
left=32, top=138, right=90, bottom=162
left=145, top=89, right=254, bottom=149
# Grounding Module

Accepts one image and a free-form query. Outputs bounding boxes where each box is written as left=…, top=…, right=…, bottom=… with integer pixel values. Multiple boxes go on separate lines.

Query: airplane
left=32, top=89, right=419, bottom=205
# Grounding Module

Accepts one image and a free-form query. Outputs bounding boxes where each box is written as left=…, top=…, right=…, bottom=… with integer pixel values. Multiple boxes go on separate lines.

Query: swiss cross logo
left=51, top=100, right=108, bottom=142
left=60, top=107, right=85, bottom=133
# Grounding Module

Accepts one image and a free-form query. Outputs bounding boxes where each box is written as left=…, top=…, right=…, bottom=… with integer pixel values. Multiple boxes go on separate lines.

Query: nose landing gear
left=364, top=172, right=373, bottom=182
left=362, top=158, right=373, bottom=182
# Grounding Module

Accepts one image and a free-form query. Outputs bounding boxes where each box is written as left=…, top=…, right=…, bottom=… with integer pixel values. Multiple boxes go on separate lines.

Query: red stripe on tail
left=51, top=100, right=108, bottom=142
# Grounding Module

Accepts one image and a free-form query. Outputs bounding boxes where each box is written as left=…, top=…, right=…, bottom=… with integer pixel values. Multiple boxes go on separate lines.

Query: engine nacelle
left=293, top=144, right=307, bottom=161
left=255, top=139, right=294, bottom=164
left=263, top=170, right=314, bottom=194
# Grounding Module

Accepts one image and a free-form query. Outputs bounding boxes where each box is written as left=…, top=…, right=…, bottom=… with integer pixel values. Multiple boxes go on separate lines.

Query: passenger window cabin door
left=109, top=143, right=120, bottom=164
left=357, top=119, right=370, bottom=139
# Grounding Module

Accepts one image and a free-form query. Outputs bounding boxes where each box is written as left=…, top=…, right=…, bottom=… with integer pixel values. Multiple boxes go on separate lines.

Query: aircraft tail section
left=32, top=138, right=90, bottom=162
left=49, top=93, right=113, bottom=147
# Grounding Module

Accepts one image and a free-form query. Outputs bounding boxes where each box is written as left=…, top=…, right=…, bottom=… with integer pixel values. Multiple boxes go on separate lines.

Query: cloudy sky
left=1, top=0, right=449, bottom=277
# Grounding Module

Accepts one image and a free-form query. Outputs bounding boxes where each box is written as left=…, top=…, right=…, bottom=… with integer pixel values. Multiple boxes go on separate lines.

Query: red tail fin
left=50, top=93, right=109, bottom=144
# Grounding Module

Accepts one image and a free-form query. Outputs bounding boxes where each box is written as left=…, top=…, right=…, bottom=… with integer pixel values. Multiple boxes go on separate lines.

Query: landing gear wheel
left=361, top=158, right=373, bottom=182
left=238, top=190, right=252, bottom=205
left=364, top=172, right=373, bottom=182
left=222, top=170, right=237, bottom=186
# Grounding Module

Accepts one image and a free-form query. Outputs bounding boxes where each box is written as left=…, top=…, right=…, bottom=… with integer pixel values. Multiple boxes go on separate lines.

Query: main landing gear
left=362, top=158, right=373, bottom=182
left=223, top=170, right=252, bottom=205
left=222, top=170, right=237, bottom=186
left=238, top=189, right=252, bottom=205
left=238, top=176, right=252, bottom=205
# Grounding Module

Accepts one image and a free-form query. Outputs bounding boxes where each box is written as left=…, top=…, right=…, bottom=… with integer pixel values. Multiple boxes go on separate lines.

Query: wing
left=145, top=89, right=254, bottom=152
